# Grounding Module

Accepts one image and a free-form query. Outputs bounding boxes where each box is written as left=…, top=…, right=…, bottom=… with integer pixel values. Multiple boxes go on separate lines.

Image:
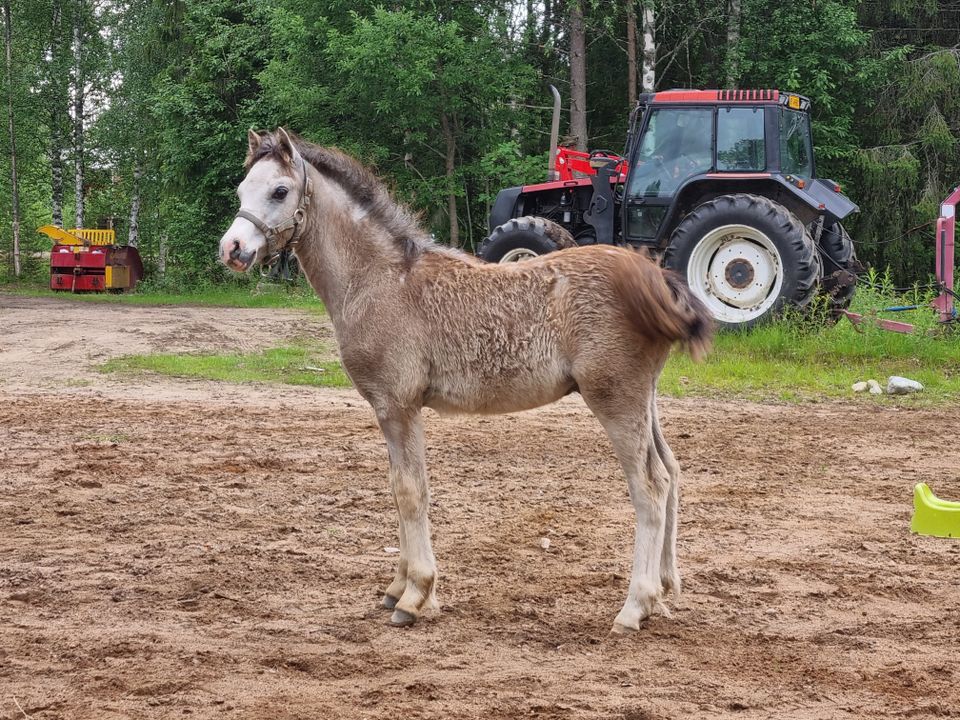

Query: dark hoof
left=381, top=594, right=399, bottom=610
left=390, top=608, right=417, bottom=627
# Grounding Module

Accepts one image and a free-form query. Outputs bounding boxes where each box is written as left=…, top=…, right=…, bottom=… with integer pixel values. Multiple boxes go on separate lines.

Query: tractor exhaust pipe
left=548, top=84, right=561, bottom=182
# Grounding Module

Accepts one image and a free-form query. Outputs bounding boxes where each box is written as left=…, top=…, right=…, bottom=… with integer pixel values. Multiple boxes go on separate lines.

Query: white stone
left=887, top=376, right=924, bottom=394
left=384, top=546, right=400, bottom=554
left=539, top=537, right=551, bottom=551
left=867, top=379, right=883, bottom=395
left=851, top=381, right=868, bottom=393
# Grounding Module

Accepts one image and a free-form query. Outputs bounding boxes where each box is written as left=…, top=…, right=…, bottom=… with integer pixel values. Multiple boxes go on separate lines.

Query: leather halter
left=234, top=156, right=314, bottom=264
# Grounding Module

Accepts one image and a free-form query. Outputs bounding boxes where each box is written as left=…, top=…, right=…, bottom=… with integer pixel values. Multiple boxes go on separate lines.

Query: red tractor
left=480, top=88, right=860, bottom=330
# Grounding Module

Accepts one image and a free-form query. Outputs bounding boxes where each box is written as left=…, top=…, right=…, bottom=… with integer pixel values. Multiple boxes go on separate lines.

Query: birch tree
left=3, top=0, right=20, bottom=276
left=48, top=0, right=69, bottom=228
left=726, top=0, right=741, bottom=87
left=72, top=0, right=86, bottom=228
left=640, top=0, right=655, bottom=93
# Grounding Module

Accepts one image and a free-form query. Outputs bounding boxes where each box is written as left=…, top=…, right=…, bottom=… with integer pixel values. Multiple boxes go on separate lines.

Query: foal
left=219, top=128, right=712, bottom=633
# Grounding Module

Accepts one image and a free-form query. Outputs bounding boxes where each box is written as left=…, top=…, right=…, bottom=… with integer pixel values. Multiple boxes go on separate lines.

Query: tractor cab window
left=780, top=108, right=813, bottom=178
left=626, top=107, right=713, bottom=198
left=717, top=107, right=765, bottom=171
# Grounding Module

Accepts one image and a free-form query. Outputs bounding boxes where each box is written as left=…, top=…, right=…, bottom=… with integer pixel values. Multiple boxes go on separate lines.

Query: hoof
left=610, top=621, right=639, bottom=635
left=382, top=593, right=399, bottom=610
left=390, top=608, right=417, bottom=627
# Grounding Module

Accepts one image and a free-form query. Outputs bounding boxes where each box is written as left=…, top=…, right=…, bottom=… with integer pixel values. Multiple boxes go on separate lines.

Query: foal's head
left=219, top=128, right=310, bottom=272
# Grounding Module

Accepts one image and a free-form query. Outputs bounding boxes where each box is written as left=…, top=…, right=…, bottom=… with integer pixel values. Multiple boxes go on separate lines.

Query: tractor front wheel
left=663, top=194, right=821, bottom=330
left=477, top=216, right=574, bottom=263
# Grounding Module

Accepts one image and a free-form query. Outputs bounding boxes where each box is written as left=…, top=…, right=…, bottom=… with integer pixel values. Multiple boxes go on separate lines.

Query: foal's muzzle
left=226, top=240, right=259, bottom=271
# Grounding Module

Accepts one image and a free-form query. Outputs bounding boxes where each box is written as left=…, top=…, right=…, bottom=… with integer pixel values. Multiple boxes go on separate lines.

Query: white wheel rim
left=687, top=224, right=783, bottom=324
left=499, top=247, right=539, bottom=263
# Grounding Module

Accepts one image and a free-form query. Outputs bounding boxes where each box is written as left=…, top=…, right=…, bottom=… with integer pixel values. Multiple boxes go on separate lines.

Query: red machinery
left=841, top=187, right=957, bottom=333
left=38, top=226, right=144, bottom=293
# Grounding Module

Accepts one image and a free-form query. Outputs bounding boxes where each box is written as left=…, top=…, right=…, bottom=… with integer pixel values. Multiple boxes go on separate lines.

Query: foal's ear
left=276, top=126, right=301, bottom=166
left=246, top=128, right=264, bottom=162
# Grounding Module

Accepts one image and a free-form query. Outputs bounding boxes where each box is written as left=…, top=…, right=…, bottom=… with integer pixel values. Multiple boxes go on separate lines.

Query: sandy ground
left=1, top=293, right=959, bottom=720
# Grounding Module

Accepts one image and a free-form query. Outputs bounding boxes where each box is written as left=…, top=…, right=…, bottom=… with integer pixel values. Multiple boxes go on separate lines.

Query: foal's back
left=407, top=245, right=694, bottom=415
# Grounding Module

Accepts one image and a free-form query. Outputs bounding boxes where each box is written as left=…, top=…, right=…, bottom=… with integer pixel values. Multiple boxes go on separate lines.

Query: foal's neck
left=293, top=165, right=417, bottom=321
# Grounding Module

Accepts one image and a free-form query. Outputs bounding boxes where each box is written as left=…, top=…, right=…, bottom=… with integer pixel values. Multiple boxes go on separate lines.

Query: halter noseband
left=235, top=155, right=314, bottom=264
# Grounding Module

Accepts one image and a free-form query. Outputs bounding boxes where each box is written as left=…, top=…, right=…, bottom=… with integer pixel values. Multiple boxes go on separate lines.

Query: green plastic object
left=911, top=483, right=960, bottom=538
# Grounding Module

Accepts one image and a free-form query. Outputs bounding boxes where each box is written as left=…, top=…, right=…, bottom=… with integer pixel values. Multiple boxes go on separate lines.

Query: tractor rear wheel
left=817, top=222, right=860, bottom=313
left=477, top=216, right=574, bottom=263
left=663, top=193, right=821, bottom=330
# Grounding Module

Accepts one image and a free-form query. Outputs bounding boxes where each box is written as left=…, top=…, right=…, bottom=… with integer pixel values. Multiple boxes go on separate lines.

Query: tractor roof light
left=787, top=95, right=801, bottom=109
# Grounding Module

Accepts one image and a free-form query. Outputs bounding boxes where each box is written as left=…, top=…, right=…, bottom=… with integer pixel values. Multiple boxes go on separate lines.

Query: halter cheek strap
left=235, top=156, right=314, bottom=263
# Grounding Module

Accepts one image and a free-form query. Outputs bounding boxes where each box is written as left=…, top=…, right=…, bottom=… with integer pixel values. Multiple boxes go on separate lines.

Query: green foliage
left=661, top=279, right=960, bottom=404
left=2, top=0, right=958, bottom=286
left=100, top=344, right=351, bottom=388
left=738, top=0, right=869, bottom=164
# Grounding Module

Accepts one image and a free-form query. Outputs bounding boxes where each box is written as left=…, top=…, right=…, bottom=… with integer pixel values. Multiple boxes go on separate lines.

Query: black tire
left=817, top=222, right=860, bottom=312
left=663, top=193, right=821, bottom=330
left=477, top=216, right=573, bottom=263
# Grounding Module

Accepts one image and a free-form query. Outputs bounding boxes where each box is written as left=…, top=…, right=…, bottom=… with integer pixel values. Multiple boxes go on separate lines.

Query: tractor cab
left=480, top=88, right=862, bottom=329
left=620, top=89, right=856, bottom=248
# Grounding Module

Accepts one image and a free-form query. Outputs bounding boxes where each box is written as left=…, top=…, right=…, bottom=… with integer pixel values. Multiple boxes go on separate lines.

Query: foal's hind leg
left=651, top=394, right=682, bottom=599
left=381, top=507, right=408, bottom=609
left=581, top=382, right=671, bottom=633
left=375, top=407, right=438, bottom=626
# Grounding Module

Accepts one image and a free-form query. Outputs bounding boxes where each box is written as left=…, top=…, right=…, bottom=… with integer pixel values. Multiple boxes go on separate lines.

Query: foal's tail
left=612, top=250, right=714, bottom=361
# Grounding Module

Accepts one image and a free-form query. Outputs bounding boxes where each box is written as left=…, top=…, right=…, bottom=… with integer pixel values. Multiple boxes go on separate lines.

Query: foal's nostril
left=229, top=240, right=241, bottom=261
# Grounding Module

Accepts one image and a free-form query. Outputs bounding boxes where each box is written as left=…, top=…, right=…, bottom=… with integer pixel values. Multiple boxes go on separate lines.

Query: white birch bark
left=641, top=0, right=656, bottom=93
left=73, top=0, right=85, bottom=229
left=128, top=162, right=143, bottom=247
left=726, top=0, right=742, bottom=88
left=3, top=0, right=20, bottom=276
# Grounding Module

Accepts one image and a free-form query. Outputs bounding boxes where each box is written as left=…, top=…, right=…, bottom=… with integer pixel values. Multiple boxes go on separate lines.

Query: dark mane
left=247, top=131, right=428, bottom=265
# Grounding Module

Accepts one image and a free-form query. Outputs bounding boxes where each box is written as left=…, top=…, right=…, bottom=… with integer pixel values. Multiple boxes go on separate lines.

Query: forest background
left=1, top=0, right=958, bottom=287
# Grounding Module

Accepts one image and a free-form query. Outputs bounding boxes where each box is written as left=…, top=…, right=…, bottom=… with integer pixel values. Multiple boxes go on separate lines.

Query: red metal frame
left=843, top=186, right=957, bottom=333
left=552, top=147, right=629, bottom=183
left=933, top=186, right=958, bottom=323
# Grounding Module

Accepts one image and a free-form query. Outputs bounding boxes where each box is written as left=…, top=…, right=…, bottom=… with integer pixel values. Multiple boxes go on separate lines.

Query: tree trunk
left=128, top=162, right=143, bottom=247
left=73, top=0, right=85, bottom=229
left=49, top=0, right=66, bottom=228
left=641, top=0, right=656, bottom=93
left=440, top=111, right=459, bottom=248
left=726, top=0, right=741, bottom=88
left=3, top=0, right=20, bottom=277
left=626, top=0, right=637, bottom=107
left=569, top=0, right=588, bottom=151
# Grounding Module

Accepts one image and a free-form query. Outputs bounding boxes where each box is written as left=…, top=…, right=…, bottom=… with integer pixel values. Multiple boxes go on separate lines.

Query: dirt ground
left=1, top=293, right=959, bottom=720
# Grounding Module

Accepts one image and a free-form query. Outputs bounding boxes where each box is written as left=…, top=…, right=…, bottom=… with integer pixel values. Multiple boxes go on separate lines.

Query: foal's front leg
left=376, top=408, right=438, bottom=626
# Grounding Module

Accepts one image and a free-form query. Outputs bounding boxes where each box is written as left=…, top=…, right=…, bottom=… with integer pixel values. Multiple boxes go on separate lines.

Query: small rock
left=887, top=376, right=923, bottom=395
left=383, top=546, right=400, bottom=554
left=867, top=379, right=882, bottom=395
left=539, top=537, right=551, bottom=551
left=851, top=381, right=868, bottom=393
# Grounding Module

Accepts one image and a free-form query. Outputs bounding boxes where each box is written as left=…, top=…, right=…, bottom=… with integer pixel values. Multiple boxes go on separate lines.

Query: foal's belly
left=424, top=367, right=575, bottom=415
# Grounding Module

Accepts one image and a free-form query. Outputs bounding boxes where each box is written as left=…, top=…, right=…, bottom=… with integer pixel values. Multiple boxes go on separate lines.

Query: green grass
left=75, top=266, right=960, bottom=405
left=0, top=279, right=324, bottom=310
left=100, top=345, right=352, bottom=388
left=660, top=279, right=960, bottom=404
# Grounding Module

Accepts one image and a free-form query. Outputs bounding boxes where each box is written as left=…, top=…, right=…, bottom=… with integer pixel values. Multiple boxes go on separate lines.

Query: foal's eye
left=272, top=187, right=288, bottom=201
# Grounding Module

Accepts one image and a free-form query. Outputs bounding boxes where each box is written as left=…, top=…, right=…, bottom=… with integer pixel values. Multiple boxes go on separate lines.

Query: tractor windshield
left=627, top=107, right=713, bottom=197
left=779, top=108, right=813, bottom=178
